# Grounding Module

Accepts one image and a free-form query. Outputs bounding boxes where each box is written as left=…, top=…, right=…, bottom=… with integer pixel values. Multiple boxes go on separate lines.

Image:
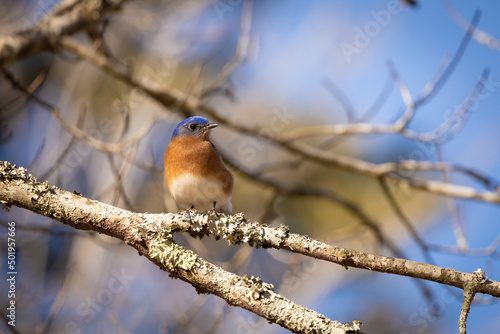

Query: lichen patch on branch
left=148, top=232, right=198, bottom=271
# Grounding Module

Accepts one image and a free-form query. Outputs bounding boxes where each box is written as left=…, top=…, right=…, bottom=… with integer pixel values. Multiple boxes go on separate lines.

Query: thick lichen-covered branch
left=155, top=210, right=500, bottom=299
left=0, top=160, right=361, bottom=334
left=2, top=160, right=499, bottom=303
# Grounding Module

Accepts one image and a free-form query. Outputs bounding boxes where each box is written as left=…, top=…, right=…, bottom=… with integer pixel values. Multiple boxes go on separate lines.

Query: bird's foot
left=209, top=201, right=220, bottom=219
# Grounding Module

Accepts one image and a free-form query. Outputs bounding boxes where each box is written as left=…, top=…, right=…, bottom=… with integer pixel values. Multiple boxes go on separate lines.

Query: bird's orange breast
left=164, top=136, right=233, bottom=196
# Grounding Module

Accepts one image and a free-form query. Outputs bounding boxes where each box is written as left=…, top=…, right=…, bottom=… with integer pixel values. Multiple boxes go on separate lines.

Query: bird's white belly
left=169, top=173, right=231, bottom=212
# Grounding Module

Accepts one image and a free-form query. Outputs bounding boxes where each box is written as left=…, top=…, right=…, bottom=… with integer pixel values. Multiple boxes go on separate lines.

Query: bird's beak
left=203, top=123, right=218, bottom=130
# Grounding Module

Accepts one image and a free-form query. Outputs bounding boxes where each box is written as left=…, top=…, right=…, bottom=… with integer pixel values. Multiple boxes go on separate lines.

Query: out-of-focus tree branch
left=47, top=36, right=500, bottom=206
left=0, top=0, right=129, bottom=68
left=2, top=1, right=497, bottom=207
left=446, top=3, right=500, bottom=51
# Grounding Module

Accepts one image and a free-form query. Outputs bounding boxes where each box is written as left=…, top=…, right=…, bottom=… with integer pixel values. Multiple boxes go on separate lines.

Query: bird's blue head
left=171, top=116, right=218, bottom=140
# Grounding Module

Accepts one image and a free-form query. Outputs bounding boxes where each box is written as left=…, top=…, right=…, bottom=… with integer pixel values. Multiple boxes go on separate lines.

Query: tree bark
left=0, top=160, right=362, bottom=334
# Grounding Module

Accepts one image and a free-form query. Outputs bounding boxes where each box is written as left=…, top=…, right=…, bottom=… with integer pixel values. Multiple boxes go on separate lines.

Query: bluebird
left=164, top=116, right=234, bottom=214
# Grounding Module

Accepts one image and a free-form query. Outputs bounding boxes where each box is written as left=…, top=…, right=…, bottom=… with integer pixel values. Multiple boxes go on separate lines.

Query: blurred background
left=1, top=0, right=500, bottom=333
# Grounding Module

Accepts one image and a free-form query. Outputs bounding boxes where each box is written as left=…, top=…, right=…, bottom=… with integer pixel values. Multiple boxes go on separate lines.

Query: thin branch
left=446, top=4, right=500, bottom=51
left=281, top=68, right=489, bottom=143
left=386, top=61, right=415, bottom=129
left=259, top=188, right=279, bottom=223
left=435, top=144, right=468, bottom=251
left=171, top=295, right=210, bottom=334
left=458, top=269, right=487, bottom=334
left=377, top=177, right=430, bottom=254
left=428, top=234, right=500, bottom=257
left=105, top=150, right=136, bottom=211
left=391, top=160, right=500, bottom=191
left=322, top=77, right=357, bottom=123
left=377, top=177, right=435, bottom=301
left=403, top=69, right=489, bottom=143
left=202, top=0, right=255, bottom=97
left=269, top=73, right=393, bottom=169
left=358, top=73, right=395, bottom=123
left=1, top=68, right=163, bottom=154
left=38, top=105, right=87, bottom=181
left=414, top=9, right=480, bottom=105
left=107, top=308, right=129, bottom=334
left=40, top=273, right=70, bottom=334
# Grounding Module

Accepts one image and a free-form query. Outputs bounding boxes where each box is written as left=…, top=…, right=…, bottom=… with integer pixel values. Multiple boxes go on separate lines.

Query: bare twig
left=377, top=177, right=429, bottom=253
left=458, top=269, right=487, bottom=334
left=40, top=273, right=70, bottom=334
left=281, top=68, right=489, bottom=144
left=2, top=68, right=164, bottom=154
left=403, top=69, right=489, bottom=143
left=105, top=150, right=136, bottom=211
left=414, top=9, right=481, bottom=105
left=435, top=144, right=468, bottom=251
left=202, top=0, right=255, bottom=97
left=38, top=105, right=87, bottom=181
left=387, top=61, right=415, bottom=129
left=358, top=73, right=395, bottom=123
left=446, top=4, right=500, bottom=51
left=322, top=77, right=357, bottom=123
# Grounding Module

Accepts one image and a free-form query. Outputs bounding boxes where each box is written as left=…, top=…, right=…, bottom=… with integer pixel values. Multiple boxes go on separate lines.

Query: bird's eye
left=189, top=123, right=197, bottom=131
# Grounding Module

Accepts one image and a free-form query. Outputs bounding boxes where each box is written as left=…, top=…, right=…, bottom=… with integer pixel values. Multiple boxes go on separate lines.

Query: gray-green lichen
left=149, top=233, right=198, bottom=271
left=242, top=275, right=275, bottom=305
left=136, top=225, right=149, bottom=240
left=210, top=213, right=290, bottom=248
left=1, top=160, right=40, bottom=185
left=254, top=285, right=361, bottom=334
left=134, top=209, right=290, bottom=251
left=225, top=274, right=275, bottom=306
left=189, top=210, right=211, bottom=232
left=1, top=160, right=59, bottom=214
left=212, top=213, right=259, bottom=245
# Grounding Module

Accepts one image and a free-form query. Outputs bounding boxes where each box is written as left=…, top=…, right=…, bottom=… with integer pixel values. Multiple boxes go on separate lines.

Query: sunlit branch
left=0, top=160, right=362, bottom=334
left=2, top=161, right=499, bottom=301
